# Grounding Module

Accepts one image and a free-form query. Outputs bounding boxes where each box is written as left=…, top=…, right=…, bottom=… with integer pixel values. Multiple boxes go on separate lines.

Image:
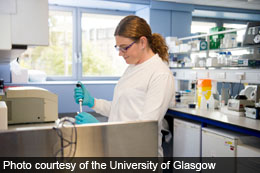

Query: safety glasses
left=114, top=40, right=136, bottom=53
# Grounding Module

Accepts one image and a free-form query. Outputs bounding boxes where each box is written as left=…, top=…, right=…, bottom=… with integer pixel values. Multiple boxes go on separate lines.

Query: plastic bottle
left=208, top=95, right=215, bottom=110
left=221, top=52, right=226, bottom=66
left=231, top=37, right=237, bottom=47
left=197, top=79, right=212, bottom=109
left=201, top=95, right=207, bottom=110
left=225, top=52, right=232, bottom=66
left=217, top=52, right=223, bottom=65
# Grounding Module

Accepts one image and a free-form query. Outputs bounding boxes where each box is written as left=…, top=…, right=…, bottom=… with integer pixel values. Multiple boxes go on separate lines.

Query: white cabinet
left=0, top=0, right=48, bottom=50
left=11, top=0, right=49, bottom=46
left=173, top=118, right=201, bottom=157
left=0, top=15, right=11, bottom=49
left=202, top=127, right=248, bottom=157
left=0, top=0, right=16, bottom=14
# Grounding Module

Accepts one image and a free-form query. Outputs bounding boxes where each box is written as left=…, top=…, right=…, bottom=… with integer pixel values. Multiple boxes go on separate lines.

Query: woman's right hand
left=74, top=81, right=95, bottom=108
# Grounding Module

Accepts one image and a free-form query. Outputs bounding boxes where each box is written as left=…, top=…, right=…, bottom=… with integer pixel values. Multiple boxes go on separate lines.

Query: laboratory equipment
left=206, top=56, right=218, bottom=67
left=245, top=106, right=260, bottom=119
left=76, top=83, right=83, bottom=113
left=74, top=82, right=94, bottom=108
left=0, top=101, right=8, bottom=130
left=228, top=85, right=260, bottom=113
left=1, top=86, right=58, bottom=124
left=176, top=91, right=195, bottom=105
left=197, top=79, right=217, bottom=109
left=243, top=22, right=260, bottom=46
left=227, top=98, right=255, bottom=112
left=173, top=118, right=201, bottom=157
left=197, top=79, right=212, bottom=109
left=55, top=116, right=75, bottom=128
left=0, top=79, right=4, bottom=95
left=242, top=22, right=260, bottom=60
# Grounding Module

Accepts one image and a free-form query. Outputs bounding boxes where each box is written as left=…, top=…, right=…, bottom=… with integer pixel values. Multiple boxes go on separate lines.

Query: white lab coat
left=93, top=54, right=175, bottom=157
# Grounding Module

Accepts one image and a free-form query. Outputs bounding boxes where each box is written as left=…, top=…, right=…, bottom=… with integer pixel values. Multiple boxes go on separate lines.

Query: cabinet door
left=11, top=0, right=48, bottom=46
left=0, top=15, right=11, bottom=50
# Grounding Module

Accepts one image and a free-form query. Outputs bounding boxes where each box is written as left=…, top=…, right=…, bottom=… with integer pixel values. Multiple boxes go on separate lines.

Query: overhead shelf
left=168, top=27, right=260, bottom=83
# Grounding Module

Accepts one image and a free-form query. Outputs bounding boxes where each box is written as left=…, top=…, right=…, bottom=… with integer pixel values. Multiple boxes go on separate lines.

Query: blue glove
left=75, top=112, right=99, bottom=124
left=74, top=81, right=95, bottom=108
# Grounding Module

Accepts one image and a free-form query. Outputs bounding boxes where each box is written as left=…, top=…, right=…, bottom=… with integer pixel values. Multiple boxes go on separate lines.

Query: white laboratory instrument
left=227, top=85, right=260, bottom=113
left=202, top=127, right=250, bottom=157
left=227, top=98, right=255, bottom=112
left=173, top=118, right=201, bottom=157
left=1, top=86, right=58, bottom=124
left=0, top=101, right=8, bottom=130
left=245, top=106, right=260, bottom=119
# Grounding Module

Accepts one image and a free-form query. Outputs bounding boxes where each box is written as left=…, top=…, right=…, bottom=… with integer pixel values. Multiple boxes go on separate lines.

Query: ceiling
left=48, top=0, right=147, bottom=11
left=159, top=0, right=260, bottom=11
left=48, top=0, right=260, bottom=12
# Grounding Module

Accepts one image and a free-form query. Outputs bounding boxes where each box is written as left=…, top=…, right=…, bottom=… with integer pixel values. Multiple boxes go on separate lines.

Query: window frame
left=78, top=8, right=133, bottom=81
left=46, top=5, right=132, bottom=81
left=192, top=17, right=250, bottom=28
left=45, top=6, right=77, bottom=81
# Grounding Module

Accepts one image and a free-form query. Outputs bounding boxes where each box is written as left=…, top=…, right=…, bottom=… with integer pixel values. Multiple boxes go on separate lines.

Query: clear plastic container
left=230, top=55, right=239, bottom=66
left=217, top=52, right=223, bottom=65
left=231, top=37, right=237, bottom=47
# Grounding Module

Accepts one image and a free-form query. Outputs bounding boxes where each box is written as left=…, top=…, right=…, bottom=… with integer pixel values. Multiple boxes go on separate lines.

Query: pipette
left=76, top=83, right=83, bottom=113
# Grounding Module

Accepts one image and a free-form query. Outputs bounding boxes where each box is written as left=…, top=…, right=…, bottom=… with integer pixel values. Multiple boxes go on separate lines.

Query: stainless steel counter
left=0, top=121, right=158, bottom=157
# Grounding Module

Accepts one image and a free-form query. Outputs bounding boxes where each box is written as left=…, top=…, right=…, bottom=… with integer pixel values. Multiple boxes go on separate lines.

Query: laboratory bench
left=167, top=107, right=260, bottom=138
left=0, top=120, right=158, bottom=157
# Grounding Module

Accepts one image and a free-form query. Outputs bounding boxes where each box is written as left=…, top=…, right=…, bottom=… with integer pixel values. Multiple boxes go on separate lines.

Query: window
left=20, top=10, right=73, bottom=77
left=223, top=23, right=247, bottom=43
left=19, top=7, right=128, bottom=81
left=191, top=21, right=217, bottom=34
left=81, top=13, right=127, bottom=76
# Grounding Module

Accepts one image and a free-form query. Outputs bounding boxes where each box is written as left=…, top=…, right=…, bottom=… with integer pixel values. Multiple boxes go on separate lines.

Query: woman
left=74, top=15, right=175, bottom=157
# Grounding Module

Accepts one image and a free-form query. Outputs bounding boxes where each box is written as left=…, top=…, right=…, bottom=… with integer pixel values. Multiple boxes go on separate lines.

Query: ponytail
left=150, top=33, right=169, bottom=63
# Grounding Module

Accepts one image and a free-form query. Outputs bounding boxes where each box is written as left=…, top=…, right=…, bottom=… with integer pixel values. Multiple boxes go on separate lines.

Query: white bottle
left=231, top=37, right=237, bottom=47
left=208, top=95, right=215, bottom=110
left=225, top=51, right=232, bottom=66
left=217, top=52, right=223, bottom=65
left=200, top=95, right=207, bottom=110
left=221, top=52, right=226, bottom=66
